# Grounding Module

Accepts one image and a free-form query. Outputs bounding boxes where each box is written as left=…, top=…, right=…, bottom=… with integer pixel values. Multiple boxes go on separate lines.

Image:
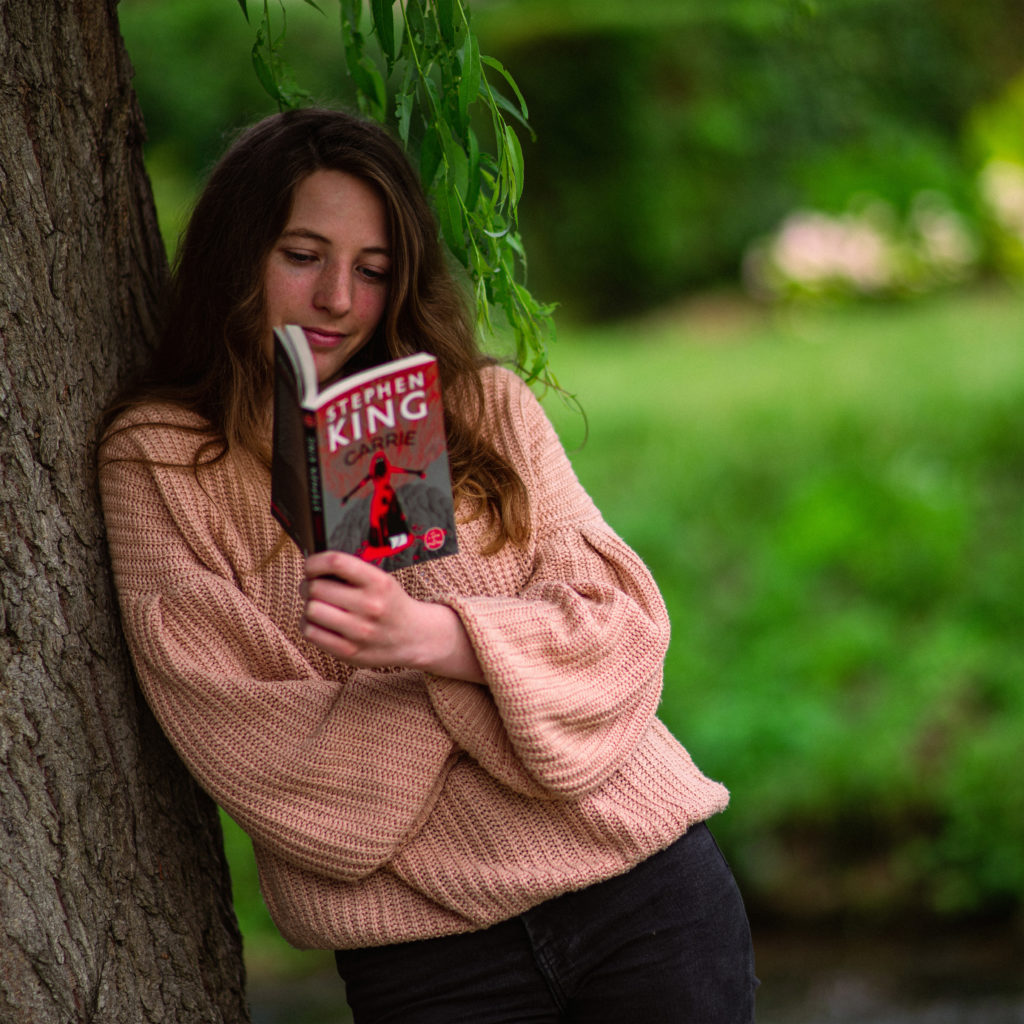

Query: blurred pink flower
left=764, top=208, right=895, bottom=294
left=980, top=160, right=1024, bottom=239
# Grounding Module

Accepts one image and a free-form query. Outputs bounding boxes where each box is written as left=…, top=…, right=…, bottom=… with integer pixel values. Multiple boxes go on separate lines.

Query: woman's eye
left=360, top=265, right=390, bottom=282
left=283, top=250, right=317, bottom=264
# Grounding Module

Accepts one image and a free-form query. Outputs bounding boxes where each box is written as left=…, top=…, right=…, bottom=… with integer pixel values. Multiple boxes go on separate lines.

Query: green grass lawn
left=545, top=285, right=1024, bottom=922
left=224, top=285, right=1024, bottom=977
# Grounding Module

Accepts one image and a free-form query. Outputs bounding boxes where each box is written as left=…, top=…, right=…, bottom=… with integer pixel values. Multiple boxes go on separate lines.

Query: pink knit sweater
left=99, top=365, right=729, bottom=950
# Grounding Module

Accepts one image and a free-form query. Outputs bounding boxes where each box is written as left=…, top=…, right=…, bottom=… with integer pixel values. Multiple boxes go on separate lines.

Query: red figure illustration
left=342, top=452, right=425, bottom=557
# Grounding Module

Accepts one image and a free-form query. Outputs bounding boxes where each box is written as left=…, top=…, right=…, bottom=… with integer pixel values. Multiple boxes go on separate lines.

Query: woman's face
left=263, top=169, right=391, bottom=383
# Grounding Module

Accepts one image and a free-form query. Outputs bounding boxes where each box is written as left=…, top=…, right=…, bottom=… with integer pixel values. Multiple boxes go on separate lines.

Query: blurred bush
left=120, top=0, right=1024, bottom=316
left=478, top=0, right=1024, bottom=316
left=743, top=69, right=1024, bottom=301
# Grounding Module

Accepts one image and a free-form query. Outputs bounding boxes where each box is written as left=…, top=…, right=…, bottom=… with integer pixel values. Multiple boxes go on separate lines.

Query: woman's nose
left=314, top=265, right=352, bottom=315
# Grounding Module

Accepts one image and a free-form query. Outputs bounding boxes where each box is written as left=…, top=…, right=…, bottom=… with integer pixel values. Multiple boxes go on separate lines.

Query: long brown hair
left=104, top=108, right=528, bottom=551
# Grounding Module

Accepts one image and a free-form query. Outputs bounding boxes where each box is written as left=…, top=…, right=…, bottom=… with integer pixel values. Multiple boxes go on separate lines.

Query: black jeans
left=335, top=823, right=758, bottom=1023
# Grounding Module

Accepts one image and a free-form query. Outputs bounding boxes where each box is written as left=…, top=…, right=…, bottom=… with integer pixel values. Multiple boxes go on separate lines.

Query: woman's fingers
left=299, top=552, right=483, bottom=682
left=301, top=551, right=413, bottom=663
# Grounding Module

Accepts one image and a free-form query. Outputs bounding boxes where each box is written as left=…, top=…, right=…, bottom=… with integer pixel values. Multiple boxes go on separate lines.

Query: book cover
left=271, top=325, right=458, bottom=572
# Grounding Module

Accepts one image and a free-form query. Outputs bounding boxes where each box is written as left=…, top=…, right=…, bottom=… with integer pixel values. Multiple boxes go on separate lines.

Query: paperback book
left=271, top=324, right=458, bottom=572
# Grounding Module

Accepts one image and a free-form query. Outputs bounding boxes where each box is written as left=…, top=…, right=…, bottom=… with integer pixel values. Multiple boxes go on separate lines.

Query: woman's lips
left=303, top=327, right=346, bottom=349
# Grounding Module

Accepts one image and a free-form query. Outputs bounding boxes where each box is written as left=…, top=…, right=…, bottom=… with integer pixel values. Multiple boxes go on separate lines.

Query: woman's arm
left=99, top=417, right=457, bottom=882
left=423, top=370, right=672, bottom=800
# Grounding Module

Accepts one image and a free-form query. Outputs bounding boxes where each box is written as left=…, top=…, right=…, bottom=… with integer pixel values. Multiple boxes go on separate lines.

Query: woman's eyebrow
left=279, top=227, right=389, bottom=255
left=280, top=227, right=331, bottom=244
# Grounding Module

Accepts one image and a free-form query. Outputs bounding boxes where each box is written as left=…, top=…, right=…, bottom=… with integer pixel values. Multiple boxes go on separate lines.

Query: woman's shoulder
left=476, top=361, right=545, bottom=423
left=471, top=361, right=571, bottom=482
left=100, top=400, right=216, bottom=464
left=106, top=399, right=210, bottom=431
left=476, top=360, right=521, bottom=392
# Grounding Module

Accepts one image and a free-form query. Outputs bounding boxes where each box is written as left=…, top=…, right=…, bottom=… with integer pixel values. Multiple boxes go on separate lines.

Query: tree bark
left=0, top=2, right=248, bottom=1021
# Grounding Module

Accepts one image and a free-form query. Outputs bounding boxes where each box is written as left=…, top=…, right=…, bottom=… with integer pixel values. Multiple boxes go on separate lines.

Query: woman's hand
left=301, top=551, right=484, bottom=683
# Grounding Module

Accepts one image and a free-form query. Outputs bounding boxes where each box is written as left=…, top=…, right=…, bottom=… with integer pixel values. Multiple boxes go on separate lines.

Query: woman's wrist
left=409, top=601, right=485, bottom=684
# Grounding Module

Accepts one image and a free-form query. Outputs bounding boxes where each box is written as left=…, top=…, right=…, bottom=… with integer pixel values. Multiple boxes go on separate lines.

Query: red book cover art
left=314, top=356, right=458, bottom=572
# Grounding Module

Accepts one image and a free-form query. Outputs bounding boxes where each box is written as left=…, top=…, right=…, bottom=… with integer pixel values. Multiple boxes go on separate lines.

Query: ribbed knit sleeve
left=99, top=411, right=456, bottom=882
left=424, top=369, right=670, bottom=799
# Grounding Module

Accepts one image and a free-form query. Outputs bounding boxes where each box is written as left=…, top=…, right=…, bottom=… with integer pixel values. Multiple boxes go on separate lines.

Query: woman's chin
left=313, top=336, right=375, bottom=384
left=313, top=347, right=353, bottom=385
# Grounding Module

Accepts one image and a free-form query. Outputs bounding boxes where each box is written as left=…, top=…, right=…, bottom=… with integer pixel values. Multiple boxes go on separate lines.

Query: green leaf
left=465, top=125, right=481, bottom=212
left=503, top=124, right=525, bottom=203
left=251, top=40, right=284, bottom=106
left=457, top=32, right=480, bottom=131
left=422, top=72, right=442, bottom=119
left=394, top=60, right=416, bottom=144
left=340, top=0, right=360, bottom=51
left=490, top=88, right=532, bottom=133
left=371, top=0, right=397, bottom=67
left=441, top=129, right=469, bottom=203
left=419, top=126, right=443, bottom=190
left=435, top=185, right=467, bottom=261
left=404, top=0, right=426, bottom=40
left=237, top=0, right=249, bottom=23
left=503, top=229, right=526, bottom=263
left=340, top=0, right=364, bottom=51
left=481, top=55, right=529, bottom=121
left=436, top=0, right=456, bottom=48
left=357, top=56, right=388, bottom=117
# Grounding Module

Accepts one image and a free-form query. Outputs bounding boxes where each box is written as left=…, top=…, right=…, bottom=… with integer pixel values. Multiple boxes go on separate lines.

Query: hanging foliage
left=236, top=0, right=559, bottom=388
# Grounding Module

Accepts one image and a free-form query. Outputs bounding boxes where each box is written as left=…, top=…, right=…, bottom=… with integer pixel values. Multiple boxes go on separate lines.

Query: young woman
left=100, top=108, right=757, bottom=1023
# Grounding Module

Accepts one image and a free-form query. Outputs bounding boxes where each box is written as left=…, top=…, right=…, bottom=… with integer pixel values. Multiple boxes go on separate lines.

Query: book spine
left=303, top=411, right=327, bottom=552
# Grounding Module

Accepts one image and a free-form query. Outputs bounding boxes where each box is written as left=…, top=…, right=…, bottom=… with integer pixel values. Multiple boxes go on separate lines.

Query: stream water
left=247, top=924, right=1024, bottom=1024
left=752, top=924, right=1024, bottom=1023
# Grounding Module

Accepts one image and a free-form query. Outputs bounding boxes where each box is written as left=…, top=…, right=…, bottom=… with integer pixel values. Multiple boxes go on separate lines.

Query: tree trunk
left=0, top=2, right=249, bottom=1021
